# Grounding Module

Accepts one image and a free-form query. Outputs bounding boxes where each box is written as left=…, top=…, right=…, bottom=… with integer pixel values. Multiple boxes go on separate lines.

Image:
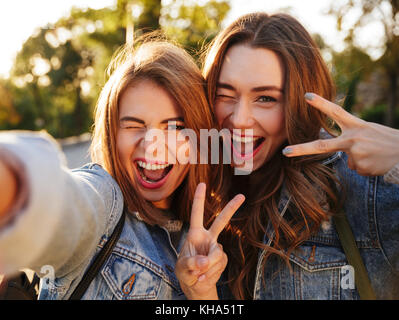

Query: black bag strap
left=333, top=210, right=376, bottom=300
left=69, top=210, right=125, bottom=300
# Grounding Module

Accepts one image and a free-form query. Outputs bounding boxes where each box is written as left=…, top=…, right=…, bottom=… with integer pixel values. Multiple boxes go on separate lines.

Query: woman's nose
left=142, top=128, right=167, bottom=160
left=230, top=100, right=254, bottom=128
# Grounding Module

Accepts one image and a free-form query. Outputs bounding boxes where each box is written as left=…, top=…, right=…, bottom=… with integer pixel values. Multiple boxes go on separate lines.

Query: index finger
left=305, top=93, right=359, bottom=128
left=190, top=182, right=206, bottom=228
left=283, top=136, right=348, bottom=157
left=209, top=194, right=245, bottom=239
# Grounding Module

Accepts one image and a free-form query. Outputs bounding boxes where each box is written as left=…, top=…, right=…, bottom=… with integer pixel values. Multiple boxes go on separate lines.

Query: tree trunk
left=137, top=0, right=162, bottom=31
left=73, top=86, right=83, bottom=135
left=385, top=72, right=398, bottom=128
left=30, top=80, right=46, bottom=128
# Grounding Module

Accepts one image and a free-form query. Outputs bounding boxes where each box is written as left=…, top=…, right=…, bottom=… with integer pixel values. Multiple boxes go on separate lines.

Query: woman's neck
left=152, top=198, right=171, bottom=210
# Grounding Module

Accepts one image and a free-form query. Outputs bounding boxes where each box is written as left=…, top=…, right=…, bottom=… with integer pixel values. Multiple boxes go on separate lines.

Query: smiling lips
left=134, top=132, right=264, bottom=186
left=231, top=131, right=265, bottom=160
left=134, top=158, right=174, bottom=189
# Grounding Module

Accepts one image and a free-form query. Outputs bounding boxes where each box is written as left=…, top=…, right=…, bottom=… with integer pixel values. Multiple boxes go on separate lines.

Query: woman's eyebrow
left=160, top=117, right=184, bottom=124
left=251, top=85, right=283, bottom=92
left=119, top=116, right=145, bottom=124
left=217, top=82, right=283, bottom=93
left=216, top=82, right=236, bottom=91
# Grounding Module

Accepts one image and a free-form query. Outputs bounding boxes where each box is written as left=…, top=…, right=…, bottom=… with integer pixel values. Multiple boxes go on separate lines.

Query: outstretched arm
left=0, top=159, right=18, bottom=222
left=0, top=131, right=123, bottom=279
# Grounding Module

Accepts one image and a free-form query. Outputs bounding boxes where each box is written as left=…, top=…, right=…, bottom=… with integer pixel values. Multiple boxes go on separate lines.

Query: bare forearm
left=0, top=159, right=18, bottom=222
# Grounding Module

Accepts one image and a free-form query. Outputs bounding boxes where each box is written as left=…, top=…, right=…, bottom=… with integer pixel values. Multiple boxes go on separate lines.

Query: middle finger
left=209, top=194, right=245, bottom=239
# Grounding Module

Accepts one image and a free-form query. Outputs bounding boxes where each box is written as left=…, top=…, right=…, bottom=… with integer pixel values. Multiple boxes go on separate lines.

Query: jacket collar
left=321, top=151, right=343, bottom=166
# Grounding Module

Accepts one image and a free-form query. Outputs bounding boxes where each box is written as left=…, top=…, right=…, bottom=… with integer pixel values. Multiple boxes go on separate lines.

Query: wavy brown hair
left=91, top=34, right=221, bottom=226
left=203, top=13, right=341, bottom=299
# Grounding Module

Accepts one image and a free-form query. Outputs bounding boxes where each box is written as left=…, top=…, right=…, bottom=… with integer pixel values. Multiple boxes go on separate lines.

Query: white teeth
left=232, top=134, right=260, bottom=143
left=137, top=161, right=171, bottom=170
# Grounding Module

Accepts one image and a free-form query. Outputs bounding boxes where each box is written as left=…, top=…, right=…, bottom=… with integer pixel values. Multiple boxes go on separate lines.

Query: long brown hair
left=91, top=34, right=221, bottom=226
left=203, top=13, right=341, bottom=299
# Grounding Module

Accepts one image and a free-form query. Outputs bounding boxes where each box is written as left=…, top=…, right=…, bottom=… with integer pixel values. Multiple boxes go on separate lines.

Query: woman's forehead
left=119, top=80, right=182, bottom=120
left=219, top=44, right=284, bottom=90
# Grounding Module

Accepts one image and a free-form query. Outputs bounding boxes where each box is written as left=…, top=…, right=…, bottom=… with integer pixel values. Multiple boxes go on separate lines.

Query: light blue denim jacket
left=1, top=132, right=398, bottom=300
left=0, top=131, right=187, bottom=299
left=219, top=151, right=399, bottom=300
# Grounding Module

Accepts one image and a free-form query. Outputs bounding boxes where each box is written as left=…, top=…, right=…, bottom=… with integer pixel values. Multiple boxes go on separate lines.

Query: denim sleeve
left=384, top=162, right=399, bottom=185
left=376, top=175, right=399, bottom=273
left=0, top=131, right=123, bottom=278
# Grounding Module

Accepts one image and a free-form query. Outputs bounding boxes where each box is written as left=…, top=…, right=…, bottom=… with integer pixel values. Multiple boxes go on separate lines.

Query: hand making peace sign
left=283, top=93, right=399, bottom=176
left=175, top=183, right=245, bottom=300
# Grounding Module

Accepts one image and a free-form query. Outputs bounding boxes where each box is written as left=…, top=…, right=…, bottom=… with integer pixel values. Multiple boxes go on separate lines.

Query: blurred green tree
left=3, top=0, right=230, bottom=138
left=161, top=0, right=230, bottom=57
left=0, top=80, right=21, bottom=128
left=331, top=46, right=373, bottom=113
left=329, top=0, right=399, bottom=127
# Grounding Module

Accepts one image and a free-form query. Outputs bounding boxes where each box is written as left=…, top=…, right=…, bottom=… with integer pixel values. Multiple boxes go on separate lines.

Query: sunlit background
left=0, top=0, right=390, bottom=77
left=0, top=0, right=397, bottom=168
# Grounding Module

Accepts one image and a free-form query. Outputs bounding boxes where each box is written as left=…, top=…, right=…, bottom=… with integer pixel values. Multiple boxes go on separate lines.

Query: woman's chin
left=231, top=157, right=263, bottom=173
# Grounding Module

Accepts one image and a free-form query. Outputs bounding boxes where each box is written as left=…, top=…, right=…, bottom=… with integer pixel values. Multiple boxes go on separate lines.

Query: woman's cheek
left=117, top=132, right=137, bottom=164
left=174, top=138, right=194, bottom=164
left=257, top=107, right=285, bottom=135
left=116, top=132, right=127, bottom=160
left=214, top=101, right=229, bottom=127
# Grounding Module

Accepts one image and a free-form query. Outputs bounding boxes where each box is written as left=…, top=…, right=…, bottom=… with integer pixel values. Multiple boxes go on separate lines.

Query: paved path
left=59, top=133, right=92, bottom=169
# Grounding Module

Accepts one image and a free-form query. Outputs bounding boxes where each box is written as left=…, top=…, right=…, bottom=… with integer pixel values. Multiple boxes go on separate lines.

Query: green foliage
left=161, top=0, right=230, bottom=56
left=0, top=80, right=21, bottom=128
left=361, top=104, right=399, bottom=128
left=328, top=0, right=399, bottom=127
left=331, top=46, right=373, bottom=112
left=2, top=0, right=231, bottom=138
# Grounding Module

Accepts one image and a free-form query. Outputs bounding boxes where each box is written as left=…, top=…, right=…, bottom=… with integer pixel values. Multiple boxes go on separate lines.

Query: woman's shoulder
left=71, top=163, right=125, bottom=238
left=330, top=151, right=399, bottom=214
left=331, top=151, right=399, bottom=188
left=72, top=163, right=120, bottom=190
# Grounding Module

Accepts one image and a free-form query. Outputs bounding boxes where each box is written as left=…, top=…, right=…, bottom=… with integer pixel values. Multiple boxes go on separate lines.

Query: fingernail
left=198, top=274, right=206, bottom=282
left=305, top=92, right=315, bottom=101
left=198, top=182, right=206, bottom=190
left=282, top=147, right=293, bottom=156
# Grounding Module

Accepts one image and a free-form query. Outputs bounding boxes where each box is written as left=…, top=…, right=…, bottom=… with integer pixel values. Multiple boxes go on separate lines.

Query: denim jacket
left=0, top=131, right=187, bottom=300
left=245, top=151, right=399, bottom=300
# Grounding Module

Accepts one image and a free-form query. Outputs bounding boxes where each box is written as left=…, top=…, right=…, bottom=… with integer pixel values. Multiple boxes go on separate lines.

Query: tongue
left=143, top=168, right=167, bottom=181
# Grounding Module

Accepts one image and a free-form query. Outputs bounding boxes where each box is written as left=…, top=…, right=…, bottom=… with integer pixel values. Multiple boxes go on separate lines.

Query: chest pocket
left=287, top=242, right=358, bottom=300
left=101, top=247, right=163, bottom=300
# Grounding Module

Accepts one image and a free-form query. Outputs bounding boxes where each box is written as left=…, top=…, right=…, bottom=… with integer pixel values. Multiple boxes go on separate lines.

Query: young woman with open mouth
left=0, top=36, right=244, bottom=300
left=176, top=12, right=399, bottom=300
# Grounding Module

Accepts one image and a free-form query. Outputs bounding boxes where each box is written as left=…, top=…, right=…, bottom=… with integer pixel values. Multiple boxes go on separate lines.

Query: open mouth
left=231, top=133, right=265, bottom=160
left=135, top=159, right=174, bottom=189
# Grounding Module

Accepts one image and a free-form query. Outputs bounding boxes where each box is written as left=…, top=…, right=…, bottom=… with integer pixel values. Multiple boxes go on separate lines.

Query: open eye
left=167, top=122, right=185, bottom=130
left=257, top=95, right=277, bottom=103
